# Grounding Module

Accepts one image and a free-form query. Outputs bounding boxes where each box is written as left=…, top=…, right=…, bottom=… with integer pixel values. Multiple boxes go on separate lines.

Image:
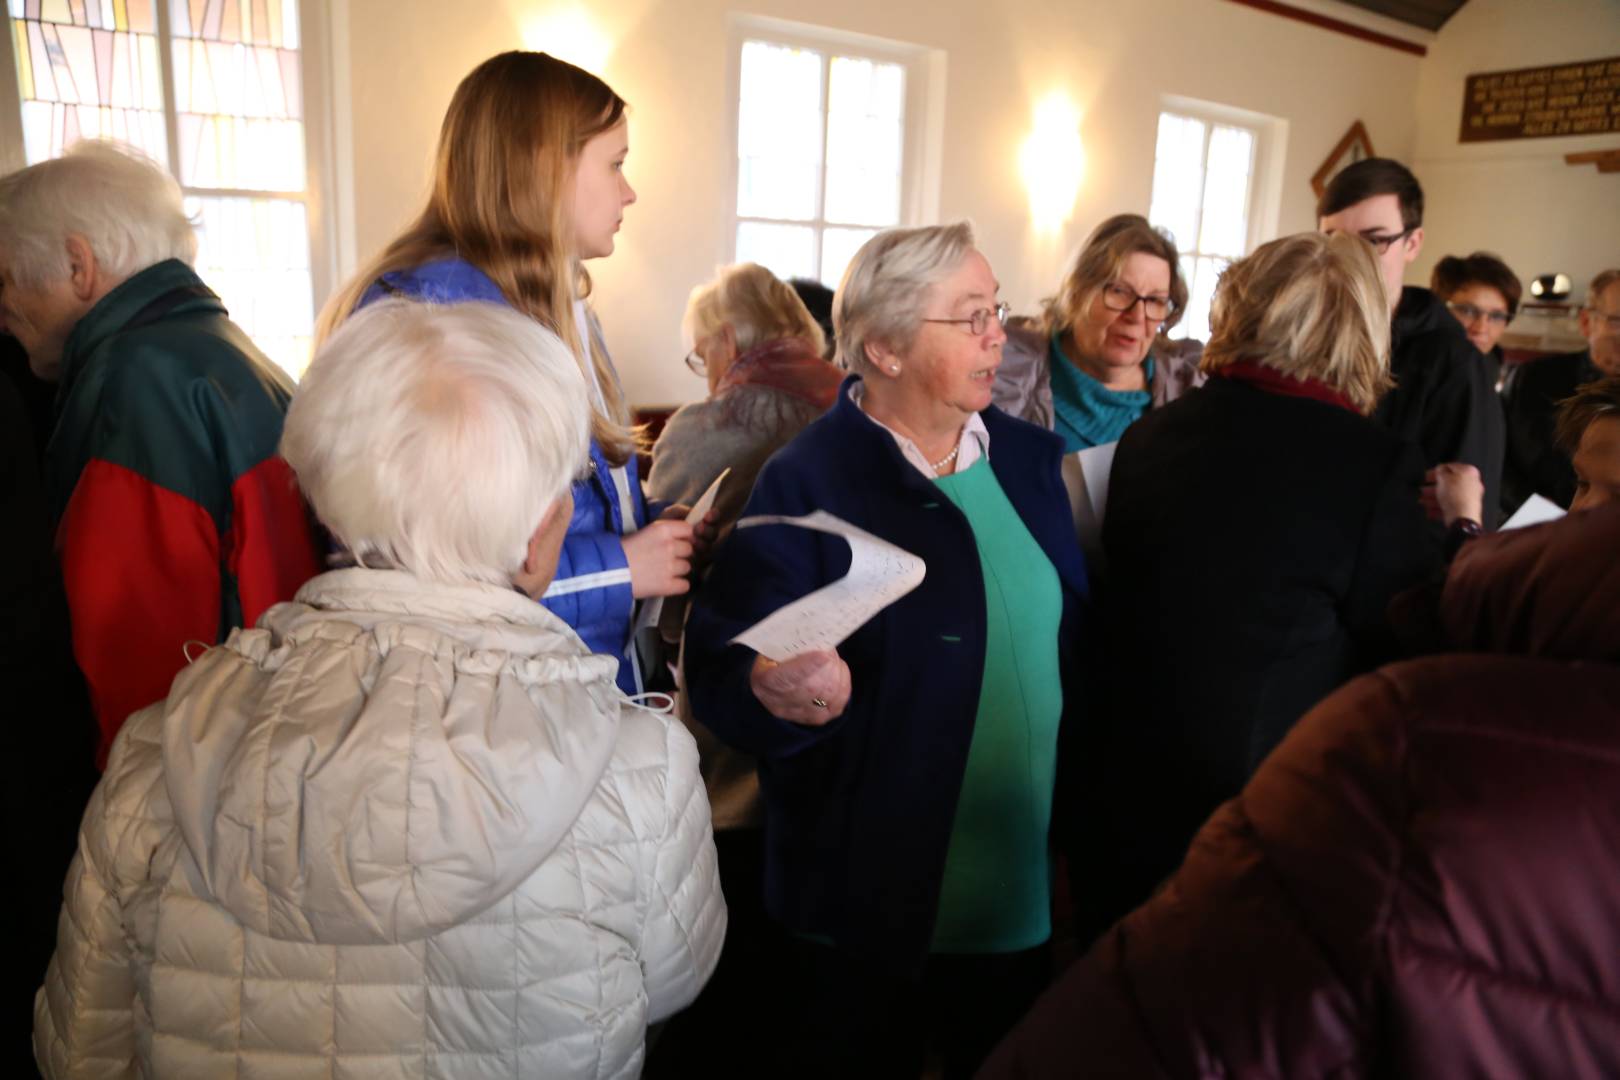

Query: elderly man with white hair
left=33, top=299, right=726, bottom=1079
left=0, top=140, right=321, bottom=766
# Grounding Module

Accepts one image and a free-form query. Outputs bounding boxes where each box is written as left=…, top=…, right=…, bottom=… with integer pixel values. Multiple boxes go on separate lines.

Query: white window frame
left=0, top=0, right=353, bottom=358
left=724, top=13, right=944, bottom=285
left=1152, top=95, right=1288, bottom=339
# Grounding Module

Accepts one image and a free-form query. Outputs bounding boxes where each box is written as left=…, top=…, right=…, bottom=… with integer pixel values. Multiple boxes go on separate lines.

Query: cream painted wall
left=342, top=0, right=1423, bottom=406
left=1410, top=0, right=1620, bottom=308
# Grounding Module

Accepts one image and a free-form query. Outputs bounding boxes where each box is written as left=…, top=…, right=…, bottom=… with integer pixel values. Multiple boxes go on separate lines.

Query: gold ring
left=811, top=697, right=828, bottom=709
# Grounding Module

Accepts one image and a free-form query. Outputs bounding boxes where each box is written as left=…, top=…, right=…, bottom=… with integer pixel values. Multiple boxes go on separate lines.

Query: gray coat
left=992, top=324, right=1206, bottom=429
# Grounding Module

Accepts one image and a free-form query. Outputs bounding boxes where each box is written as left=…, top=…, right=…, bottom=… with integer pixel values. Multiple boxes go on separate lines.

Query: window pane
left=11, top=17, right=168, bottom=164
left=736, top=40, right=822, bottom=221
left=823, top=55, right=903, bottom=227
left=1147, top=112, right=1206, bottom=256
left=188, top=194, right=313, bottom=377
left=1197, top=124, right=1254, bottom=258
left=820, top=226, right=877, bottom=288
left=1176, top=254, right=1229, bottom=344
left=168, top=0, right=303, bottom=190
left=736, top=220, right=817, bottom=283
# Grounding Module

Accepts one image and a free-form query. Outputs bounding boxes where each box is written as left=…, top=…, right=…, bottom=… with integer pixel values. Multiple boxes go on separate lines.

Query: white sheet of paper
left=1061, top=440, right=1117, bottom=560
left=687, top=467, right=730, bottom=524
left=1501, top=493, right=1566, bottom=531
left=728, top=510, right=926, bottom=661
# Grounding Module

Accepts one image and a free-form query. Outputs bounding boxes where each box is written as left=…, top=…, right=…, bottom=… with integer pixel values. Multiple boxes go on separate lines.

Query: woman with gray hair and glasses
left=682, top=222, right=1090, bottom=1078
left=33, top=300, right=724, bottom=1079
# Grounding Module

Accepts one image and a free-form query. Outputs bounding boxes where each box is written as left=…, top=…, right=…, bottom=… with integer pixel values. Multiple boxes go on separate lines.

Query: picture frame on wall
left=1311, top=121, right=1375, bottom=198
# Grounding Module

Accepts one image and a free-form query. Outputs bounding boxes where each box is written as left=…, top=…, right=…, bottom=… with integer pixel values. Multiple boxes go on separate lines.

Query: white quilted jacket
left=33, top=568, right=726, bottom=1079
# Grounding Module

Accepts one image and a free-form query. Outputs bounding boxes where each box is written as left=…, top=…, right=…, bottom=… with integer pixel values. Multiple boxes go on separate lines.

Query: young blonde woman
left=320, top=51, right=694, bottom=693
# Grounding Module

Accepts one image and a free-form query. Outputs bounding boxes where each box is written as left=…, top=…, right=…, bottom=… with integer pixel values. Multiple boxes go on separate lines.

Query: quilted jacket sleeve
left=639, top=717, right=726, bottom=1023
left=541, top=474, right=635, bottom=653
left=34, top=714, right=168, bottom=1078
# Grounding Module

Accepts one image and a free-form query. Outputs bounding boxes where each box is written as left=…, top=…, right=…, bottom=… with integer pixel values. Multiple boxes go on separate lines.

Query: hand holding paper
left=729, top=510, right=926, bottom=661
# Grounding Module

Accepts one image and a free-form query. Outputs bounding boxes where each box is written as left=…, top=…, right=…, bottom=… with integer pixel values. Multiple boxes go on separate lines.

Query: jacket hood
left=159, top=568, right=625, bottom=946
left=1393, top=285, right=1467, bottom=347
left=1441, top=501, right=1620, bottom=661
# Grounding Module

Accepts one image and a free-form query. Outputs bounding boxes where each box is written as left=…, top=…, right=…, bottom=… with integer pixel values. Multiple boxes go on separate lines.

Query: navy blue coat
left=682, top=378, right=1090, bottom=972
left=358, top=258, right=650, bottom=692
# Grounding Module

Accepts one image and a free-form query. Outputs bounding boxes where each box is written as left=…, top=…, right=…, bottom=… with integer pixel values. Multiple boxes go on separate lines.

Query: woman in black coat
left=1083, top=232, right=1484, bottom=936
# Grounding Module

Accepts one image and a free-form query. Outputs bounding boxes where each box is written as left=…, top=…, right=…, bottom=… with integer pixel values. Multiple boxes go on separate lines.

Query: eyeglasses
left=1100, top=283, right=1175, bottom=322
left=1585, top=308, right=1620, bottom=334
left=684, top=349, right=706, bottom=377
left=1357, top=228, right=1415, bottom=254
left=922, top=301, right=1010, bottom=337
left=1446, top=302, right=1511, bottom=326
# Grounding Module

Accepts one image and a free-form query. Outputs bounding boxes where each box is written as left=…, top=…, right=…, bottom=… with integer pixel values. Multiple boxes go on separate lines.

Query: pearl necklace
left=930, top=444, right=960, bottom=472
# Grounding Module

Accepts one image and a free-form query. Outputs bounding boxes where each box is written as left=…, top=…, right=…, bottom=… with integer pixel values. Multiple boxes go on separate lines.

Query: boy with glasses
left=1319, top=158, right=1505, bottom=526
left=1501, top=269, right=1620, bottom=513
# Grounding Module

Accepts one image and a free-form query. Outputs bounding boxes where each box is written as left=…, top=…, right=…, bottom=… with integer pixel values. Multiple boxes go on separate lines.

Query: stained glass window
left=734, top=36, right=909, bottom=288
left=7, top=0, right=315, bottom=376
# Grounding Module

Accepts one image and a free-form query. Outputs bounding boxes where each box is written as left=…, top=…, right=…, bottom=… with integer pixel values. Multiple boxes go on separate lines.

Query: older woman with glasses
left=682, top=222, right=1090, bottom=1079
left=1431, top=250, right=1522, bottom=390
left=648, top=262, right=842, bottom=530
left=994, top=213, right=1202, bottom=451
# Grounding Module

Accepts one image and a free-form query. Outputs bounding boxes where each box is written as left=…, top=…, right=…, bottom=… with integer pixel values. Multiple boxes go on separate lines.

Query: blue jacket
left=359, top=258, right=648, bottom=692
left=683, top=378, right=1090, bottom=972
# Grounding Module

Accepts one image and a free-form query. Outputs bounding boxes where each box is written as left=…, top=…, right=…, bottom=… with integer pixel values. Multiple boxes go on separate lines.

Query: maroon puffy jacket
left=981, top=501, right=1620, bottom=1079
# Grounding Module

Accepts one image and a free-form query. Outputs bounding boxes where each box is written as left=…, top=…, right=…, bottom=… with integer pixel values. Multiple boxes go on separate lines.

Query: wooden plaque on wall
left=1460, top=56, right=1620, bottom=143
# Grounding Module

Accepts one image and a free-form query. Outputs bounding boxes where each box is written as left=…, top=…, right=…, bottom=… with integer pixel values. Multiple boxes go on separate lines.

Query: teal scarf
left=1047, top=333, right=1154, bottom=451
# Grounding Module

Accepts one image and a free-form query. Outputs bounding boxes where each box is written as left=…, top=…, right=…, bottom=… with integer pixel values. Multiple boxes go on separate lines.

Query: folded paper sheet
left=729, top=510, right=926, bottom=661
left=1062, top=440, right=1116, bottom=565
left=1501, top=493, right=1566, bottom=531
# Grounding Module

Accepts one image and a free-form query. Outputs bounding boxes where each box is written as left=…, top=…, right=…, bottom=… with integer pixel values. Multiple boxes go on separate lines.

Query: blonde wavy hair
left=684, top=263, right=824, bottom=356
left=317, top=51, right=636, bottom=464
left=1200, top=232, right=1394, bottom=415
left=1043, top=213, right=1187, bottom=338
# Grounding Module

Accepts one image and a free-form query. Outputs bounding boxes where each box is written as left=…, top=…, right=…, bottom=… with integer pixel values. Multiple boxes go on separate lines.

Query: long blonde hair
left=318, top=51, right=636, bottom=464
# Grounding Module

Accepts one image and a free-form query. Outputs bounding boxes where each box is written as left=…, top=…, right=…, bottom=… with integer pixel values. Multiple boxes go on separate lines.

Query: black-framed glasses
left=1358, top=227, right=1415, bottom=254
left=1100, top=283, right=1175, bottom=322
left=1446, top=301, right=1510, bottom=326
left=684, top=349, right=706, bottom=376
left=922, top=301, right=1010, bottom=337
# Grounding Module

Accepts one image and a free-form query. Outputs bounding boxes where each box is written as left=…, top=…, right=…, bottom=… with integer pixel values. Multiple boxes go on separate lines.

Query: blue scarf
left=1047, top=333, right=1154, bottom=451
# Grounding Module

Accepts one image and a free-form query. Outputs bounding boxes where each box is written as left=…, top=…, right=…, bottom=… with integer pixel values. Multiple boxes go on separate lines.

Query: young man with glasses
left=1319, top=158, right=1505, bottom=526
left=1501, top=268, right=1620, bottom=513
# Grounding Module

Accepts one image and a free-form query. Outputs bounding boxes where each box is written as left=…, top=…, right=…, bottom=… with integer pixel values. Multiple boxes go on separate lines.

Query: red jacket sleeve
left=57, top=458, right=222, bottom=767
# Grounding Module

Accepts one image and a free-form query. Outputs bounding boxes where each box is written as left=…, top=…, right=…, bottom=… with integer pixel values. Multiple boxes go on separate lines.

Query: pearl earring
left=890, top=365, right=901, bottom=374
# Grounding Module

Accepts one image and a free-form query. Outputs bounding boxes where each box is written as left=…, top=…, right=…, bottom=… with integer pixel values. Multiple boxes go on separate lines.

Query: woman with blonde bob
left=649, top=262, right=842, bottom=529
left=319, top=50, right=696, bottom=695
left=993, top=213, right=1202, bottom=451
left=33, top=300, right=725, bottom=1078
left=1079, top=232, right=1485, bottom=938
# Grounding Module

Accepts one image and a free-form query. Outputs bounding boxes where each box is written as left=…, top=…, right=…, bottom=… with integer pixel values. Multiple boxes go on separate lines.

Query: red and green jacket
left=44, top=259, right=322, bottom=766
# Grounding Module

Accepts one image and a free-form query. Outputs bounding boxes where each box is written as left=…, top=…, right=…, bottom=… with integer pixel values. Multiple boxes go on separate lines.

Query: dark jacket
left=1501, top=348, right=1597, bottom=515
left=682, top=378, right=1090, bottom=972
left=1, top=348, right=97, bottom=1077
left=980, top=501, right=1620, bottom=1080
left=1376, top=286, right=1506, bottom=527
left=45, top=259, right=322, bottom=764
left=1090, top=375, right=1439, bottom=930
left=360, top=258, right=653, bottom=693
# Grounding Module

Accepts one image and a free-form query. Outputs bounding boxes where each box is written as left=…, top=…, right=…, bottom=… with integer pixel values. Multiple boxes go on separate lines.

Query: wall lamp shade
left=520, top=6, right=614, bottom=73
left=1020, top=95, right=1085, bottom=233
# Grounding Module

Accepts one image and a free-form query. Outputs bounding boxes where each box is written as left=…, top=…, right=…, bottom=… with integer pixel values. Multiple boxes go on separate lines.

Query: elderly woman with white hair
left=32, top=300, right=725, bottom=1079
left=682, top=222, right=1090, bottom=1078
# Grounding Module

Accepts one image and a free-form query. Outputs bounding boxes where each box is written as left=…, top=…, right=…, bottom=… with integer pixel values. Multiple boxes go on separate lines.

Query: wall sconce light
left=520, top=6, right=614, bottom=74
left=1020, top=94, right=1085, bottom=233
